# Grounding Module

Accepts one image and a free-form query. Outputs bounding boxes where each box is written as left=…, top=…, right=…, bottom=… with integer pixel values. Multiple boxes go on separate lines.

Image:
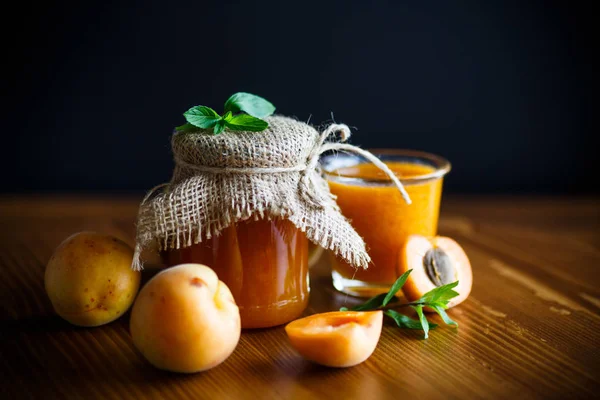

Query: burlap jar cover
left=132, top=115, right=410, bottom=270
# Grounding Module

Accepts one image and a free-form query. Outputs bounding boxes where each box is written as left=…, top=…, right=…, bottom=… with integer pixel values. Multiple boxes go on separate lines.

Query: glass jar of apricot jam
left=322, top=149, right=451, bottom=297
left=162, top=218, right=308, bottom=329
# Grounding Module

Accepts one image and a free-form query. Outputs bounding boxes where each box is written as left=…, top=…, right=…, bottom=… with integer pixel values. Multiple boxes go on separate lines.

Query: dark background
left=2, top=1, right=595, bottom=195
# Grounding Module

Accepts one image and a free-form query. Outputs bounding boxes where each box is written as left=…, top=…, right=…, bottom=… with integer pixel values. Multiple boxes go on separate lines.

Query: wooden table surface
left=1, top=196, right=599, bottom=399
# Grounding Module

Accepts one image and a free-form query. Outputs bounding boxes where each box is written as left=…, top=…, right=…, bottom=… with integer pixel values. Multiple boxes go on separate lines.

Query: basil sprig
left=175, top=92, right=275, bottom=135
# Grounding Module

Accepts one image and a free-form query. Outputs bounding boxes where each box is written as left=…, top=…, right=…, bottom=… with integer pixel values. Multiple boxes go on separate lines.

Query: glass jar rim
left=321, top=148, right=451, bottom=185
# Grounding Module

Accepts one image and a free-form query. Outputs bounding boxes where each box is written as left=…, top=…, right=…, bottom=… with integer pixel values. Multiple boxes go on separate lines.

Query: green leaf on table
left=339, top=270, right=412, bottom=312
left=183, top=105, right=222, bottom=129
left=384, top=310, right=438, bottom=330
left=224, top=113, right=269, bottom=132
left=430, top=304, right=458, bottom=327
left=411, top=305, right=431, bottom=339
left=223, top=92, right=276, bottom=118
left=340, top=293, right=388, bottom=312
left=337, top=269, right=460, bottom=339
left=382, top=269, right=412, bottom=306
left=418, top=281, right=460, bottom=305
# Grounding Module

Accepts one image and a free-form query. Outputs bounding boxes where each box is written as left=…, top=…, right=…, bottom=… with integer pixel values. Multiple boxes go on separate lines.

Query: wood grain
left=1, top=195, right=599, bottom=399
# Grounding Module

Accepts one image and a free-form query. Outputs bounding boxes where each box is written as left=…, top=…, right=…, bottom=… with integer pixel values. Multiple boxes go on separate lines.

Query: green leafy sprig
left=340, top=269, right=459, bottom=339
left=175, top=92, right=275, bottom=135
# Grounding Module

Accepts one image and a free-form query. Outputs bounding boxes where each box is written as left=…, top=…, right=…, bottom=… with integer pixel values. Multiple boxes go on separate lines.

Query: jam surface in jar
left=163, top=218, right=309, bottom=329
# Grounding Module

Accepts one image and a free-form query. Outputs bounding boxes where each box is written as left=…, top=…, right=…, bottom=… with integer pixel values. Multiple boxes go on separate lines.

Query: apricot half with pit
left=285, top=311, right=382, bottom=367
left=130, top=264, right=241, bottom=373
left=44, top=232, right=141, bottom=327
left=399, top=234, right=472, bottom=308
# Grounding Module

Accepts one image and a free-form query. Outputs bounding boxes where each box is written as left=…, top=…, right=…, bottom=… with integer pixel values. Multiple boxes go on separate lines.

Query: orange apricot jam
left=326, top=159, right=447, bottom=295
left=162, top=218, right=308, bottom=329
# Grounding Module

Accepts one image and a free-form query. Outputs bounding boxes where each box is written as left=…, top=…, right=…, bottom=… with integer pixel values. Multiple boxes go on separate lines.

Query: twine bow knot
left=299, top=123, right=412, bottom=208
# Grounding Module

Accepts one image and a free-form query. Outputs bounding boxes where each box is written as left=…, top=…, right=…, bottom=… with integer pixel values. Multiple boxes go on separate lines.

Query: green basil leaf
left=223, top=92, right=276, bottom=118
left=223, top=111, right=233, bottom=121
left=430, top=304, right=458, bottom=326
left=418, top=281, right=460, bottom=304
left=213, top=120, right=226, bottom=135
left=382, top=269, right=412, bottom=306
left=384, top=310, right=438, bottom=330
left=411, top=305, right=430, bottom=339
left=183, top=106, right=221, bottom=129
left=224, top=114, right=269, bottom=132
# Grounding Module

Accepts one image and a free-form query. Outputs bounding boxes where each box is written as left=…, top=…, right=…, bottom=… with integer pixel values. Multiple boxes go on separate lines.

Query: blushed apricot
left=399, top=235, right=472, bottom=308
left=285, top=311, right=382, bottom=367
left=44, top=232, right=140, bottom=327
left=129, top=264, right=240, bottom=373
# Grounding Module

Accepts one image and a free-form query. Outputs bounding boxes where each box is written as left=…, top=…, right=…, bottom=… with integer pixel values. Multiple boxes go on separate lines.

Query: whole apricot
left=400, top=234, right=473, bottom=309
left=130, top=264, right=241, bottom=373
left=285, top=311, right=382, bottom=367
left=44, top=232, right=141, bottom=327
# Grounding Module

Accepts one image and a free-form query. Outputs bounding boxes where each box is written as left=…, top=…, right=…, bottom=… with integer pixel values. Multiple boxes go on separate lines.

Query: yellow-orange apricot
left=44, top=232, right=140, bottom=327
left=130, top=264, right=240, bottom=373
left=400, top=235, right=472, bottom=308
left=285, top=311, right=382, bottom=367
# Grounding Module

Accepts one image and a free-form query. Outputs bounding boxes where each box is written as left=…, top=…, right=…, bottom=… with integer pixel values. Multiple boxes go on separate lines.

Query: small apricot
left=129, top=264, right=240, bottom=373
left=285, top=311, right=382, bottom=367
left=399, top=235, right=472, bottom=308
left=44, top=232, right=140, bottom=327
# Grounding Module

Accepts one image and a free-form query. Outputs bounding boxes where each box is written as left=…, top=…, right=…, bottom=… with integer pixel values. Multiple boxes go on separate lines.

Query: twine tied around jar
left=131, top=116, right=411, bottom=271
left=299, top=123, right=411, bottom=208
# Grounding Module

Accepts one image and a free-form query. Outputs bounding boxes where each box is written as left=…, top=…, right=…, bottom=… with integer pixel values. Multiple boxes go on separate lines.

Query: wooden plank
left=0, top=196, right=599, bottom=399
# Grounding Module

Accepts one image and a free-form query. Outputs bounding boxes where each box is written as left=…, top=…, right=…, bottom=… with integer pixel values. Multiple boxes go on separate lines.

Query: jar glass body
left=322, top=149, right=451, bottom=297
left=162, top=218, right=309, bottom=328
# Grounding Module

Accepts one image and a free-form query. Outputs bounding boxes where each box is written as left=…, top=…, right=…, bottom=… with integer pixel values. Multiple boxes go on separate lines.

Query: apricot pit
left=423, top=247, right=455, bottom=286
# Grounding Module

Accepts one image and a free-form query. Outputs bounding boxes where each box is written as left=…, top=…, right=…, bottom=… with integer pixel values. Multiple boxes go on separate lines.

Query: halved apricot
left=285, top=311, right=382, bottom=367
left=399, top=235, right=472, bottom=309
